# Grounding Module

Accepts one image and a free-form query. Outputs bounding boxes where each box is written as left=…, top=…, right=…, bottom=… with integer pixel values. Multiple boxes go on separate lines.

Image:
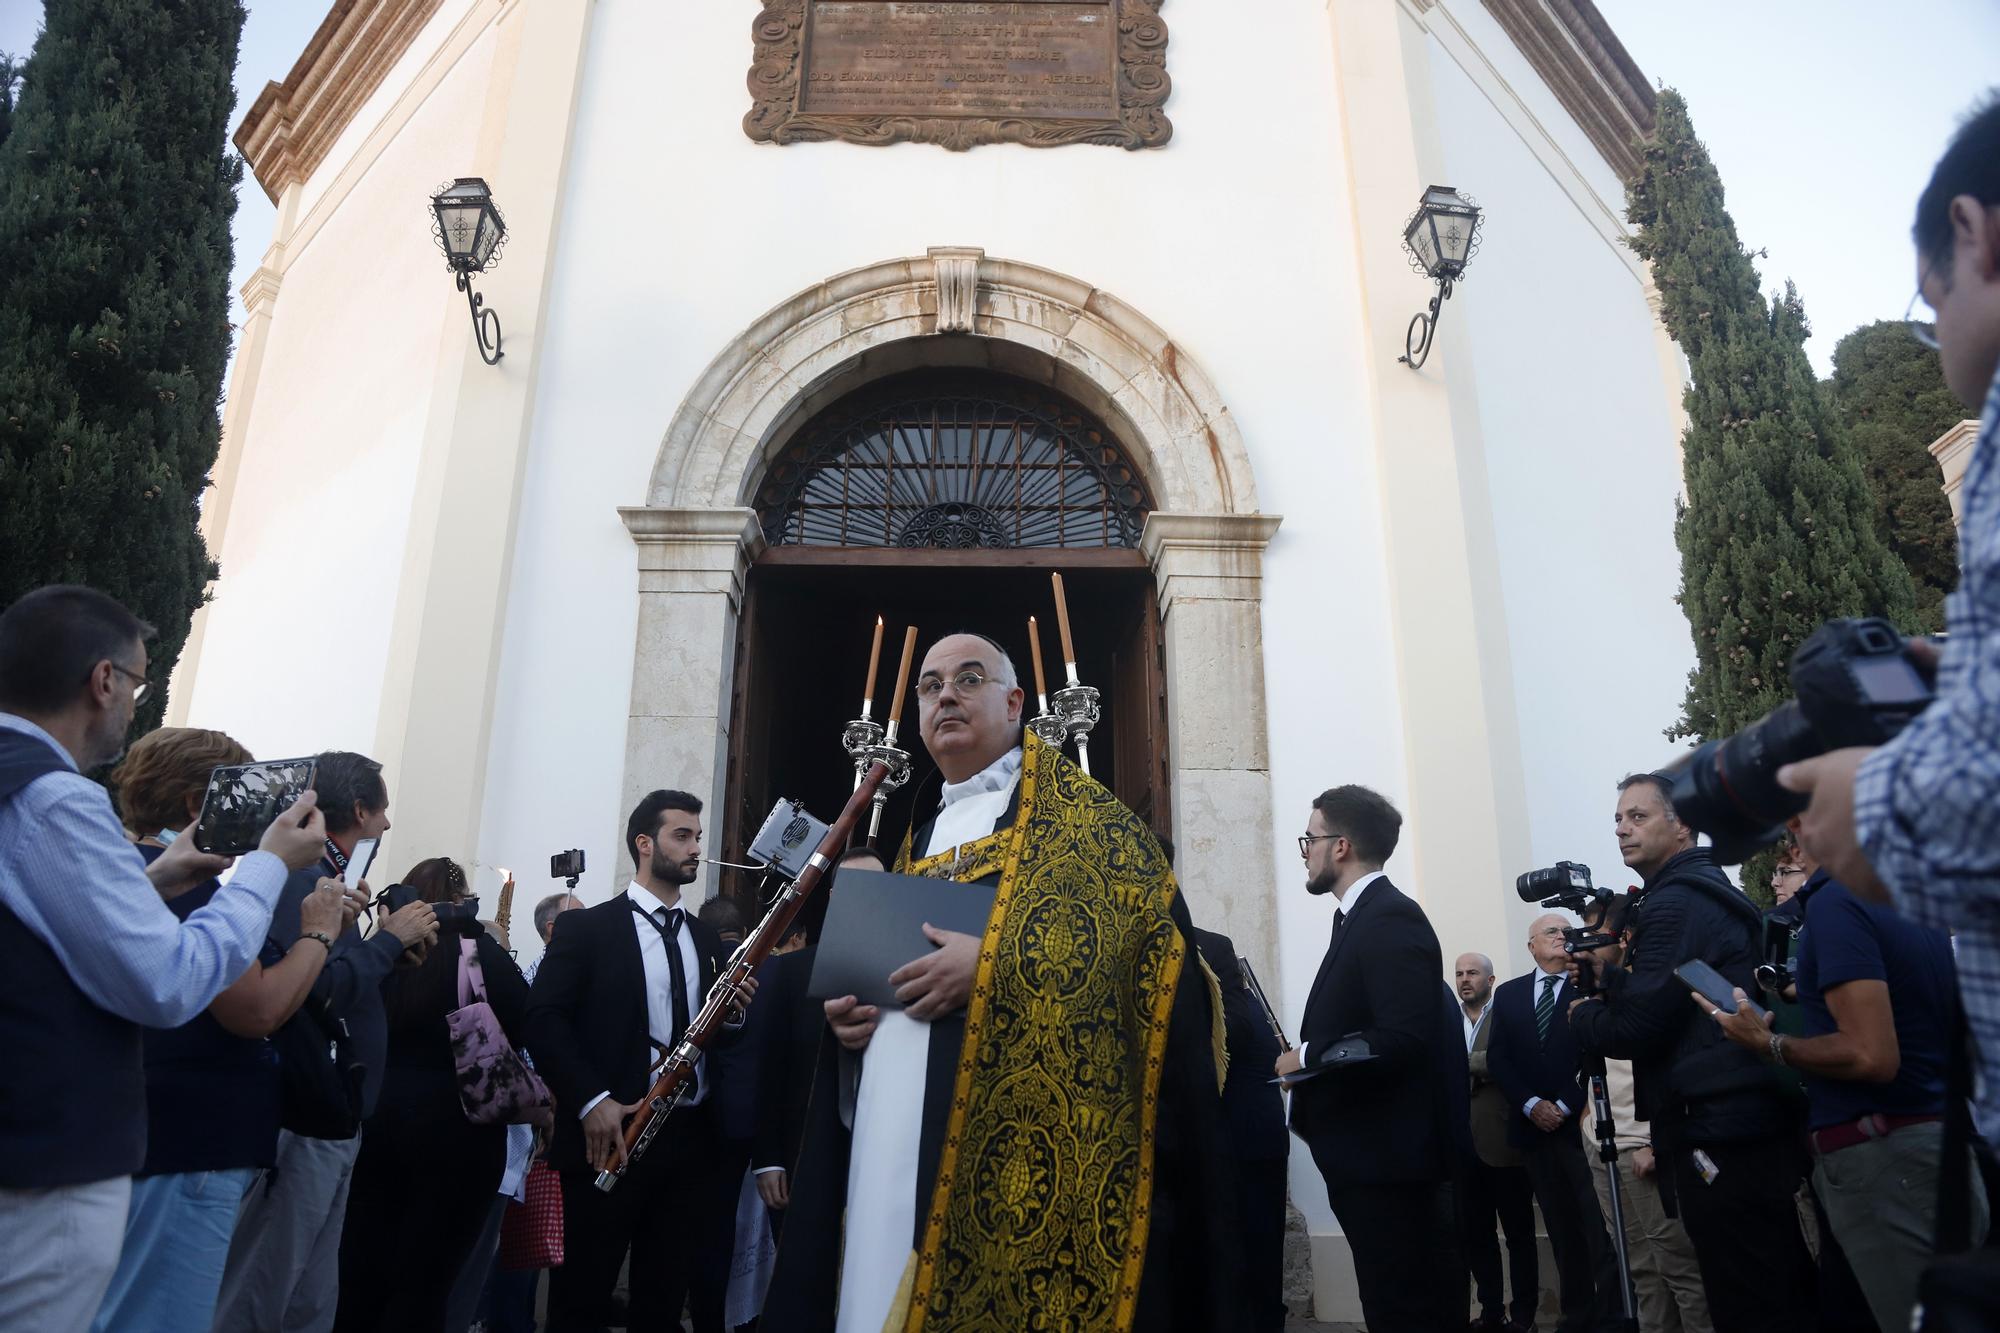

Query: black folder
left=806, top=869, right=998, bottom=1009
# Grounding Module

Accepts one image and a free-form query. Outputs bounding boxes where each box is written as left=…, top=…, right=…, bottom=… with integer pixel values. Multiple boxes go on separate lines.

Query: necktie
left=1535, top=973, right=1559, bottom=1044
left=637, top=903, right=698, bottom=1097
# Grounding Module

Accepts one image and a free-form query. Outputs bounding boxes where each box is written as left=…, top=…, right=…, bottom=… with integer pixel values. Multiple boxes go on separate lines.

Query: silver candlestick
left=858, top=737, right=913, bottom=842
left=1025, top=711, right=1068, bottom=750
left=841, top=717, right=885, bottom=791
left=1050, top=680, right=1102, bottom=776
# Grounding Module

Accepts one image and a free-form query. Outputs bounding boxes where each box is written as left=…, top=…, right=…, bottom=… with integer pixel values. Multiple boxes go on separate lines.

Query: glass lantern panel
left=437, top=203, right=484, bottom=262
left=471, top=212, right=503, bottom=269
left=1438, top=212, right=1473, bottom=264
left=1407, top=215, right=1441, bottom=275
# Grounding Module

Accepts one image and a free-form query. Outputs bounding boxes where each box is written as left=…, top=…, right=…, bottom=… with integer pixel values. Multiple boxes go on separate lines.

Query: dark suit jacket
left=750, top=945, right=823, bottom=1175
left=1194, top=929, right=1288, bottom=1164
left=1485, top=970, right=1586, bottom=1150
left=1289, top=876, right=1452, bottom=1186
left=524, top=892, right=732, bottom=1173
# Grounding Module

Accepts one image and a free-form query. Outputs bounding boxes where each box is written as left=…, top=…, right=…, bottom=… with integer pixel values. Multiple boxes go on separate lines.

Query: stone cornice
left=1930, top=419, right=1979, bottom=526
left=1481, top=0, right=1656, bottom=179
left=234, top=0, right=444, bottom=202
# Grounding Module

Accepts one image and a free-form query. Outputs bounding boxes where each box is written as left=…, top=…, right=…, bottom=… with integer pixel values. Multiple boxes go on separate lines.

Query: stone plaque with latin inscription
left=744, top=0, right=1171, bottom=151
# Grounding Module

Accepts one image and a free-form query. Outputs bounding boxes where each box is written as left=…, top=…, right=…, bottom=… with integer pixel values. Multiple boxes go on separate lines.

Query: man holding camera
left=1572, top=896, right=1712, bottom=1333
left=1779, top=96, right=2000, bottom=1157
left=1567, top=774, right=1816, bottom=1331
left=215, top=751, right=440, bottom=1333
left=1704, top=841, right=1986, bottom=1329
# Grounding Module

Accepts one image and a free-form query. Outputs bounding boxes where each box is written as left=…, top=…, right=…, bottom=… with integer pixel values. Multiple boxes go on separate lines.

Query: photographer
left=1704, top=845, right=1987, bottom=1329
left=1567, top=774, right=1817, bottom=1330
left=1780, top=95, right=2000, bottom=1146
left=334, top=857, right=530, bottom=1332
left=1571, top=895, right=1712, bottom=1333
left=215, top=751, right=439, bottom=1333
left=0, top=585, right=328, bottom=1331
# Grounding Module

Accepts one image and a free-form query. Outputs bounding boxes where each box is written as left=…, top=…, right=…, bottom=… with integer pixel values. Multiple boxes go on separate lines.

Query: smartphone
left=191, top=758, right=318, bottom=856
left=345, top=838, right=379, bottom=889
left=1674, top=959, right=1768, bottom=1022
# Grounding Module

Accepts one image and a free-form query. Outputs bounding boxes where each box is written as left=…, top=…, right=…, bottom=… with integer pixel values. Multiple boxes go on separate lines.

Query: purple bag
left=448, top=939, right=553, bottom=1128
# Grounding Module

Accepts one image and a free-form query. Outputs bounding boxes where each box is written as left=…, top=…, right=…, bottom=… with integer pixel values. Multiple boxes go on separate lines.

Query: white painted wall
left=474, top=0, right=1414, bottom=998
left=183, top=28, right=499, bottom=764
left=1425, top=27, right=1695, bottom=973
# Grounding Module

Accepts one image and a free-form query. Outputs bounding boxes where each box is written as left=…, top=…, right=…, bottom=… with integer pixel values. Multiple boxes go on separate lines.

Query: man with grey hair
left=524, top=891, right=583, bottom=985
left=1457, top=950, right=1538, bottom=1332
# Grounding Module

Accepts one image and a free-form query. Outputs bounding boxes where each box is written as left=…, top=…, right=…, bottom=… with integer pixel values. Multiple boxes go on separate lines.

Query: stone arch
left=643, top=248, right=1260, bottom=518
left=616, top=249, right=1284, bottom=982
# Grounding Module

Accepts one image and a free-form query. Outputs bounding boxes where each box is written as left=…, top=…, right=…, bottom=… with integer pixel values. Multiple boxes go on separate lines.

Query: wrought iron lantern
left=1396, top=185, right=1483, bottom=369
left=429, top=177, right=507, bottom=365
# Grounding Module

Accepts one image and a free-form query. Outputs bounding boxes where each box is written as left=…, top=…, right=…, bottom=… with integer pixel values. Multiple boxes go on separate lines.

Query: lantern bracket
left=457, top=271, right=504, bottom=365
left=1399, top=277, right=1453, bottom=370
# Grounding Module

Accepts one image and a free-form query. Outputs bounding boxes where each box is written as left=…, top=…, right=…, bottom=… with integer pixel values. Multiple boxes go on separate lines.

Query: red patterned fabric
left=499, top=1161, right=565, bottom=1270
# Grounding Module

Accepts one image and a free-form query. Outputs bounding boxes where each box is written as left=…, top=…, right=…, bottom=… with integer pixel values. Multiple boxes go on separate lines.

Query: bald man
left=1487, top=916, right=1617, bottom=1333
left=1457, top=952, right=1538, bottom=1332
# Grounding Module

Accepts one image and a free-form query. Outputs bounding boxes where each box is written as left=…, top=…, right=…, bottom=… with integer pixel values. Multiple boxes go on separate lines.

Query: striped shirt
left=0, top=713, right=289, bottom=1027
left=1854, top=358, right=2000, bottom=1142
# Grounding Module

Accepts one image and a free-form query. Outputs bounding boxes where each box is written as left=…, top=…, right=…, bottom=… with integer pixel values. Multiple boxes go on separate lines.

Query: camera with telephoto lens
left=1663, top=617, right=1936, bottom=865
left=376, top=882, right=482, bottom=938
left=1754, top=893, right=1810, bottom=996
left=1516, top=861, right=1619, bottom=997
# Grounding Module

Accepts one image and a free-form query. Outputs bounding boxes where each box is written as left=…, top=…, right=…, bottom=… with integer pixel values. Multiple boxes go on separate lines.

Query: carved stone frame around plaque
left=744, top=0, right=1172, bottom=151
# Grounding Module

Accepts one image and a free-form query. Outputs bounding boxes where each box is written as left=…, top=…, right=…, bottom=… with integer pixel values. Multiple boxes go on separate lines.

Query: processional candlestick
left=843, top=622, right=916, bottom=844
left=1046, top=573, right=1102, bottom=776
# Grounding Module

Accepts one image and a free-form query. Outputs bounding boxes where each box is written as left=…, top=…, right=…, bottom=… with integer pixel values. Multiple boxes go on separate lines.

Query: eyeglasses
left=107, top=662, right=150, bottom=705
left=1905, top=283, right=1940, bottom=352
left=1298, top=833, right=1342, bottom=860
left=916, top=669, right=1001, bottom=700
left=1774, top=865, right=1808, bottom=879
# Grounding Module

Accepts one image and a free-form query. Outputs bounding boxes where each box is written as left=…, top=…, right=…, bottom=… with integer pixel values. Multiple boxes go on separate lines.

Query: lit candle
left=860, top=615, right=884, bottom=718
left=884, top=624, right=920, bottom=736
left=1051, top=572, right=1079, bottom=684
left=1027, top=615, right=1049, bottom=709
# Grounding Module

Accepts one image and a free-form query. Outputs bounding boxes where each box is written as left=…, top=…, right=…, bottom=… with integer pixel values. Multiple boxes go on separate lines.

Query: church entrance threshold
left=717, top=548, right=1170, bottom=913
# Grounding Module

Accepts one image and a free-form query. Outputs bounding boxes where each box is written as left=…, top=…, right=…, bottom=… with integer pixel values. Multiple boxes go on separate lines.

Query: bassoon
left=594, top=759, right=891, bottom=1192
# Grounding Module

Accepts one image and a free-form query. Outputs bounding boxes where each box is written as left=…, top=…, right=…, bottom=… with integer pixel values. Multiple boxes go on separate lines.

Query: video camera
left=1516, top=861, right=1620, bottom=996
left=1663, top=617, right=1936, bottom=864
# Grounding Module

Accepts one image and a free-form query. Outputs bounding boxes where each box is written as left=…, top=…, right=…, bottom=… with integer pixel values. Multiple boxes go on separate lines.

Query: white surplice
left=835, top=746, right=1023, bottom=1333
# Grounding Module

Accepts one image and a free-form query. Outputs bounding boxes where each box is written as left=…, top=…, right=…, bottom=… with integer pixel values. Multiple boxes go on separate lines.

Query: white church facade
left=171, top=0, right=1695, bottom=1313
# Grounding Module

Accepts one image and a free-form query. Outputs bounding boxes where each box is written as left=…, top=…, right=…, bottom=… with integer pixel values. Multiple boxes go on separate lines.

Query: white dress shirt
left=838, top=745, right=1022, bottom=1333
left=1462, top=1003, right=1488, bottom=1051
left=577, top=881, right=707, bottom=1120
left=1522, top=967, right=1571, bottom=1119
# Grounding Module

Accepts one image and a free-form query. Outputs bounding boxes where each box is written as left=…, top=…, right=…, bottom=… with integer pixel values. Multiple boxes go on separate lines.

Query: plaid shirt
left=1855, top=358, right=2000, bottom=1141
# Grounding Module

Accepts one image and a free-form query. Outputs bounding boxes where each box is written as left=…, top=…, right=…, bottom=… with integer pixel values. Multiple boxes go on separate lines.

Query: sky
left=2, top=2, right=1997, bottom=377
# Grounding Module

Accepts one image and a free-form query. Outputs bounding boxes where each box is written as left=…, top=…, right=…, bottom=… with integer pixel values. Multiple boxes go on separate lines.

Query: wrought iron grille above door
left=755, top=376, right=1152, bottom=548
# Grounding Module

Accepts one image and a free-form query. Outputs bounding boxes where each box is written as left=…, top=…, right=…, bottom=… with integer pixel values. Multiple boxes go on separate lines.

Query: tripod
left=1583, top=1048, right=1640, bottom=1333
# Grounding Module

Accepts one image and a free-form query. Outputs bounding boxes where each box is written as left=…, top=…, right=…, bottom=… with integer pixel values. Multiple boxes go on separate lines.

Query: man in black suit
left=1277, top=785, right=1460, bottom=1331
left=525, top=789, right=751, bottom=1333
left=1459, top=951, right=1541, bottom=1332
left=1487, top=914, right=1617, bottom=1333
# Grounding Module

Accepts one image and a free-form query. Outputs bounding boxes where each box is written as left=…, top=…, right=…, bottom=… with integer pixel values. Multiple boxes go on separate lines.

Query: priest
left=764, top=632, right=1238, bottom=1332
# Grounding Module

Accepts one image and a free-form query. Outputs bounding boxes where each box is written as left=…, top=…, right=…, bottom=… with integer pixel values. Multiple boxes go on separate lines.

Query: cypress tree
left=1630, top=91, right=1916, bottom=748
left=1629, top=91, right=1916, bottom=904
left=0, top=0, right=246, bottom=733
left=0, top=55, right=19, bottom=150
left=1826, top=320, right=1963, bottom=631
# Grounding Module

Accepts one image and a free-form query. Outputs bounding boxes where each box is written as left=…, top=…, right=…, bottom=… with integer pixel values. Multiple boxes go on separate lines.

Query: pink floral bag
left=448, top=939, right=553, bottom=1128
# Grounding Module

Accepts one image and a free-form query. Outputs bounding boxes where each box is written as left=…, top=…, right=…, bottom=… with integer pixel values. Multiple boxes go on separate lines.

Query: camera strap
left=322, top=838, right=349, bottom=876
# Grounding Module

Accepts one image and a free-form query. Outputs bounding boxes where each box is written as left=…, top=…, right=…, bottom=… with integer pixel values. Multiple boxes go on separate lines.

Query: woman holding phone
left=90, top=728, right=351, bottom=1333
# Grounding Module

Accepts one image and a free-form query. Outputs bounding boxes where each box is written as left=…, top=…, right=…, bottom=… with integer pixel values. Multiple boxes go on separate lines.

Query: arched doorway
left=722, top=370, right=1172, bottom=879
left=617, top=249, right=1285, bottom=982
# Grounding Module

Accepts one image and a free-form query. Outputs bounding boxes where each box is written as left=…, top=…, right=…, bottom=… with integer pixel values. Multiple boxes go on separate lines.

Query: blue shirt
left=1854, top=358, right=2000, bottom=1141
left=1794, top=872, right=1957, bottom=1130
left=0, top=713, right=288, bottom=1028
